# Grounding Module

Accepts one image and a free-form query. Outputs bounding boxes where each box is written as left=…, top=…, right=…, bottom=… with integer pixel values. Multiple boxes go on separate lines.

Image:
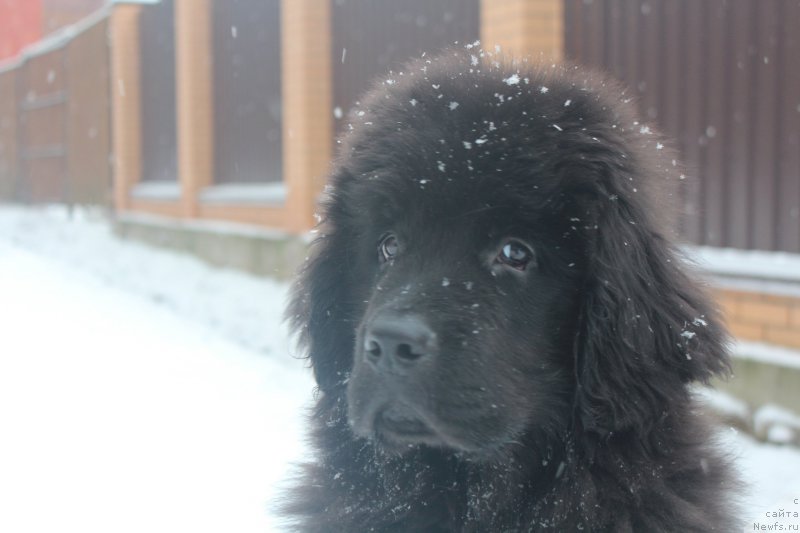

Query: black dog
left=284, top=50, right=739, bottom=532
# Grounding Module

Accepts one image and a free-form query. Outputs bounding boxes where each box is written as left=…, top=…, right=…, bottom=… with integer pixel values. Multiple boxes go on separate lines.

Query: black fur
left=283, top=50, right=739, bottom=532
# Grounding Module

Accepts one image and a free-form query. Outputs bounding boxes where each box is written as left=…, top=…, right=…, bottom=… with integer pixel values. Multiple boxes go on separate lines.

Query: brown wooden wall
left=331, top=0, right=480, bottom=133
left=0, top=14, right=111, bottom=205
left=565, top=0, right=800, bottom=254
left=0, top=69, right=19, bottom=200
left=67, top=17, right=111, bottom=205
left=212, top=0, right=282, bottom=184
left=18, top=48, right=67, bottom=202
left=139, top=0, right=177, bottom=183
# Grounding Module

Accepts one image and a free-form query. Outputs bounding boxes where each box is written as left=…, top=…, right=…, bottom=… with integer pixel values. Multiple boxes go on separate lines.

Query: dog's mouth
left=379, top=407, right=431, bottom=436
left=372, top=405, right=440, bottom=447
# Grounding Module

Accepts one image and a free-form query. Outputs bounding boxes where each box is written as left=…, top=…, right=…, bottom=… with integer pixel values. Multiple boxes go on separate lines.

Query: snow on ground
left=0, top=207, right=313, bottom=532
left=0, top=206, right=799, bottom=532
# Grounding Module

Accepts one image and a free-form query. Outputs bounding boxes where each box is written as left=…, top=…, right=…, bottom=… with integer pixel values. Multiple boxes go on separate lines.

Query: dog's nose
left=363, top=313, right=437, bottom=369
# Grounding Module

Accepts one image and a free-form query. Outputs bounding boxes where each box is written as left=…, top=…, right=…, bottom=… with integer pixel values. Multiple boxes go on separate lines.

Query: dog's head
left=288, top=51, right=730, bottom=458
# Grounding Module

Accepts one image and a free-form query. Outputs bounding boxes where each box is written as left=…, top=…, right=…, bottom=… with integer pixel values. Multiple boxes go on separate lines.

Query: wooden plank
left=751, top=0, right=781, bottom=250
left=777, top=1, right=800, bottom=252
left=212, top=0, right=282, bottom=184
left=331, top=0, right=479, bottom=135
left=639, top=0, right=662, bottom=123
left=139, top=0, right=177, bottom=183
left=680, top=0, right=705, bottom=243
left=724, top=0, right=757, bottom=249
left=702, top=0, right=729, bottom=247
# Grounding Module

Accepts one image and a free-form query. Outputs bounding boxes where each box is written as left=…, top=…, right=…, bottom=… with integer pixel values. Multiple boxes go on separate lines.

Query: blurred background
left=2, top=0, right=798, bottom=407
left=0, top=0, right=799, bottom=530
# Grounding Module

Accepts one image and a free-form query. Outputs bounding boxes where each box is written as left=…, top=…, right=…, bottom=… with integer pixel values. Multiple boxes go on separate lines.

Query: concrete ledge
left=113, top=212, right=310, bottom=280
left=715, top=341, right=800, bottom=411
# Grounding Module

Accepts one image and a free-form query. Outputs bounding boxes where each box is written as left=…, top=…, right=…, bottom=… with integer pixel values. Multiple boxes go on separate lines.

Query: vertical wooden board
left=777, top=1, right=800, bottom=252
left=639, top=0, right=662, bottom=123
left=605, top=0, right=624, bottom=77
left=139, top=0, right=177, bottom=183
left=660, top=0, right=682, bottom=139
left=20, top=49, right=67, bottom=203
left=0, top=70, right=18, bottom=198
left=331, top=0, right=479, bottom=135
left=212, top=0, right=282, bottom=184
left=564, top=0, right=589, bottom=64
left=27, top=157, right=63, bottom=202
left=67, top=19, right=112, bottom=205
left=661, top=0, right=688, bottom=237
left=25, top=50, right=65, bottom=95
left=581, top=0, right=605, bottom=66
left=724, top=0, right=757, bottom=249
left=563, top=0, right=582, bottom=62
left=25, top=104, right=64, bottom=147
left=680, top=0, right=705, bottom=244
left=750, top=0, right=780, bottom=250
left=622, top=0, right=640, bottom=98
left=702, top=0, right=729, bottom=247
left=528, top=0, right=795, bottom=254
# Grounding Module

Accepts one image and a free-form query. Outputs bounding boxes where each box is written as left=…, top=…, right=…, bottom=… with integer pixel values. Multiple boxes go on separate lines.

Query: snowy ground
left=0, top=206, right=798, bottom=532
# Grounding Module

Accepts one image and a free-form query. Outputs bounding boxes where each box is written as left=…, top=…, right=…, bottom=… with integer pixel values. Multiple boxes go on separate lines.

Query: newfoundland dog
left=284, top=50, right=739, bottom=532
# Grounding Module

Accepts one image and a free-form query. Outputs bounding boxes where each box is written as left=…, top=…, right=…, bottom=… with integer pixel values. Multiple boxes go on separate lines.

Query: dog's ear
left=571, top=158, right=731, bottom=437
left=286, top=175, right=361, bottom=393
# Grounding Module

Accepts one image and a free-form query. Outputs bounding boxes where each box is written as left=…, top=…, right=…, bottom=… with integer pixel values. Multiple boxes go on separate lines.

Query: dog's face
left=347, top=197, right=582, bottom=454
left=292, top=53, right=730, bottom=461
left=343, top=179, right=584, bottom=455
left=328, top=68, right=598, bottom=456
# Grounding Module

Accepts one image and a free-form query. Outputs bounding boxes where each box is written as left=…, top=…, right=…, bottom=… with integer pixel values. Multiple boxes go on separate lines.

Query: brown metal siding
left=139, top=0, right=177, bottom=182
left=564, top=0, right=800, bottom=253
left=778, top=4, right=800, bottom=252
left=212, top=0, right=282, bottom=184
left=331, top=0, right=480, bottom=132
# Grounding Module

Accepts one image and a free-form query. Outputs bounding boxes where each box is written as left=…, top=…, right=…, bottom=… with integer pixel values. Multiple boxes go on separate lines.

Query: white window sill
left=130, top=181, right=181, bottom=201
left=199, top=183, right=286, bottom=206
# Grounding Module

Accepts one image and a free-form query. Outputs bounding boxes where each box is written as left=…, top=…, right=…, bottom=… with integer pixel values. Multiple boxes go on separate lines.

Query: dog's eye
left=378, top=234, right=399, bottom=263
left=496, top=240, right=535, bottom=270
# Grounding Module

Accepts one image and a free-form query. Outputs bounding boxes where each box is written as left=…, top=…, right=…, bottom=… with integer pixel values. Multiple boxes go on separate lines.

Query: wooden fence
left=1, top=0, right=797, bottom=254
left=565, top=0, right=800, bottom=253
left=0, top=8, right=111, bottom=205
left=331, top=0, right=480, bottom=132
